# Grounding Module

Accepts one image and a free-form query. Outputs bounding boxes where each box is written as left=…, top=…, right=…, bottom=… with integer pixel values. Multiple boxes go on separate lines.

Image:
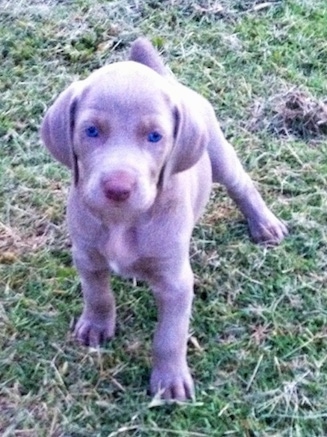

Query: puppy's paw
left=248, top=211, right=288, bottom=245
left=150, top=366, right=195, bottom=401
left=73, top=313, right=115, bottom=347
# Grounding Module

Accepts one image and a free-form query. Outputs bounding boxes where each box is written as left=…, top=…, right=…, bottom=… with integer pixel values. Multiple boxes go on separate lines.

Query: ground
left=0, top=0, right=327, bottom=435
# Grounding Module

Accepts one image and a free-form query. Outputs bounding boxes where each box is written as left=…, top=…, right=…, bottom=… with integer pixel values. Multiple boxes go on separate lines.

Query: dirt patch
left=250, top=88, right=327, bottom=140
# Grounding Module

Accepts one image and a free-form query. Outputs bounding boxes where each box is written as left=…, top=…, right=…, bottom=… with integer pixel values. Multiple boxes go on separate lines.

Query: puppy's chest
left=99, top=226, right=142, bottom=277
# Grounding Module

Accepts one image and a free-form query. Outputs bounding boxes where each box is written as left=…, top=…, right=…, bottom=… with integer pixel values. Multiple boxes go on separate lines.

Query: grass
left=1, top=0, right=327, bottom=435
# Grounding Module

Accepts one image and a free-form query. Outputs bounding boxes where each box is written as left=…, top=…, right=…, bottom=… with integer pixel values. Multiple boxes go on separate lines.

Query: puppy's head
left=41, top=43, right=207, bottom=218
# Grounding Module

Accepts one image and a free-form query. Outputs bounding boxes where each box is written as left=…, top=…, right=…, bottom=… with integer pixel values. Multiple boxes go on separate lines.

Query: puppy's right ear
left=40, top=81, right=82, bottom=168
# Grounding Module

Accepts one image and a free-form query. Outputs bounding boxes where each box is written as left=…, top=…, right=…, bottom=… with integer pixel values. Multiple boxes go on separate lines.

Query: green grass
left=1, top=0, right=327, bottom=435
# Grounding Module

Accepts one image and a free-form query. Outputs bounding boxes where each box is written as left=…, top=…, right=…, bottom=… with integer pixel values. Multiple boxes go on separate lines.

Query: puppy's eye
left=85, top=126, right=99, bottom=138
left=147, top=131, right=162, bottom=143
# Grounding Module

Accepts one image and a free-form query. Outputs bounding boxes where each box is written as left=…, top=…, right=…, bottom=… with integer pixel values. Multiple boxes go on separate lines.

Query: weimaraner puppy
left=41, top=37, right=287, bottom=401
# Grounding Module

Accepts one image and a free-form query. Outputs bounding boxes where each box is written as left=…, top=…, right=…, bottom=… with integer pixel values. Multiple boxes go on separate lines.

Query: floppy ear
left=162, top=99, right=208, bottom=183
left=40, top=81, right=82, bottom=169
left=129, top=37, right=168, bottom=76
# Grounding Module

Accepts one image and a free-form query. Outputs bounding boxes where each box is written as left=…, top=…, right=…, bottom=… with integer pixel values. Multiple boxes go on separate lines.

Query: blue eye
left=85, top=126, right=99, bottom=138
left=147, top=131, right=162, bottom=143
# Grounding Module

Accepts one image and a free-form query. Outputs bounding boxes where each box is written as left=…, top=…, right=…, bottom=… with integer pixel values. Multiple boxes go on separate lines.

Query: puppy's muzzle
left=102, top=170, right=136, bottom=202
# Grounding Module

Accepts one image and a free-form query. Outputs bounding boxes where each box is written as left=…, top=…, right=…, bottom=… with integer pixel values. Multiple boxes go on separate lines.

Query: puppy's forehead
left=80, top=61, right=173, bottom=111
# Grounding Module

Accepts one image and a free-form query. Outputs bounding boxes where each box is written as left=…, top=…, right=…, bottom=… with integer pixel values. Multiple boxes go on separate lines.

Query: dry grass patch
left=250, top=87, right=327, bottom=140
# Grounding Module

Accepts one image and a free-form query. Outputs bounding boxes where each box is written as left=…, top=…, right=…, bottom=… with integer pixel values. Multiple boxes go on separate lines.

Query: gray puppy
left=41, top=38, right=287, bottom=401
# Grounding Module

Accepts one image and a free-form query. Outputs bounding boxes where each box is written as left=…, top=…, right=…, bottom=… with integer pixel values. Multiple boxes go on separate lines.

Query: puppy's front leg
left=149, top=262, right=194, bottom=401
left=73, top=267, right=116, bottom=347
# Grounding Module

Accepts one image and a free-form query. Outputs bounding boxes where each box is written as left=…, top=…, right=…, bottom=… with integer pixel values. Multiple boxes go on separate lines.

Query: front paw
left=73, top=312, right=115, bottom=347
left=150, top=365, right=195, bottom=401
left=248, top=210, right=288, bottom=245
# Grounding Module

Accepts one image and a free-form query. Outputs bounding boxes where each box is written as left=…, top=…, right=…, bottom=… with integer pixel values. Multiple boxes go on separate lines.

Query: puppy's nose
left=102, top=171, right=135, bottom=202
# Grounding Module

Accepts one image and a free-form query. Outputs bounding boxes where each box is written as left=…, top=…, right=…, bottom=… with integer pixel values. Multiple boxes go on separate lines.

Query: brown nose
left=102, top=171, right=135, bottom=202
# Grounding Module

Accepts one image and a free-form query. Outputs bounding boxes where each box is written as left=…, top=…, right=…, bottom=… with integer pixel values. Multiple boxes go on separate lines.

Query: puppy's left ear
left=162, top=99, right=208, bottom=182
left=40, top=81, right=83, bottom=169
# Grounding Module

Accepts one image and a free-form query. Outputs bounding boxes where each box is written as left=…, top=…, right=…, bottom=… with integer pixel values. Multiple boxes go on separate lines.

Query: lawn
left=1, top=0, right=327, bottom=435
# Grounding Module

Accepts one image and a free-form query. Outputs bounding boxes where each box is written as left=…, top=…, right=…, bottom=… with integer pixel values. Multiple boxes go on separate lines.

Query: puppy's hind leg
left=208, top=121, right=288, bottom=245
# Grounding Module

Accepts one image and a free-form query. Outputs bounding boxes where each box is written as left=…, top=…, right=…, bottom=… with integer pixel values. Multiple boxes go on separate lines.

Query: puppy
left=41, top=37, right=287, bottom=400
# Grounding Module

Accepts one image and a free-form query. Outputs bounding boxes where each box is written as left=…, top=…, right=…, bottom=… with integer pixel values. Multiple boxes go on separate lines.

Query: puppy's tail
left=129, top=37, right=169, bottom=76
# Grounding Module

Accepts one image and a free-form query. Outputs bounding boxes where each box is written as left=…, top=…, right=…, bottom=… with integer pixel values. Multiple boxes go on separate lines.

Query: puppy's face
left=42, top=60, right=208, bottom=219
left=72, top=64, right=176, bottom=218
